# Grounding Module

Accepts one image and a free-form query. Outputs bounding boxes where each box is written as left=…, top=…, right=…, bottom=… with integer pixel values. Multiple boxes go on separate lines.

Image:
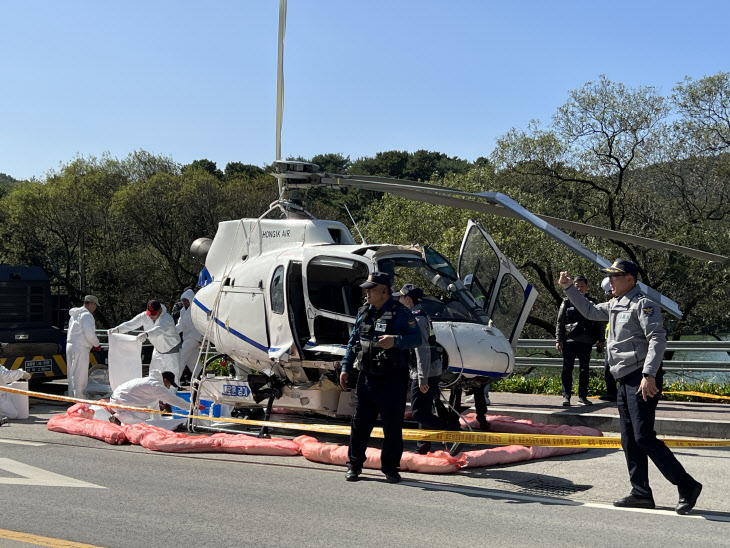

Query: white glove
left=108, top=327, right=119, bottom=335
left=21, top=370, right=32, bottom=381
left=136, top=332, right=148, bottom=342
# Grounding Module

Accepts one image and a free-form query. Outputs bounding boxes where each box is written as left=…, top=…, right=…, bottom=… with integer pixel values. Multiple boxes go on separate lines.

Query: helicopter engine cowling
left=190, top=237, right=213, bottom=264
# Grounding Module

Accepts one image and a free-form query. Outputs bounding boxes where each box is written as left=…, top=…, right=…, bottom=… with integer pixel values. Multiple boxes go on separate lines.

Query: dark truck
left=0, top=266, right=87, bottom=381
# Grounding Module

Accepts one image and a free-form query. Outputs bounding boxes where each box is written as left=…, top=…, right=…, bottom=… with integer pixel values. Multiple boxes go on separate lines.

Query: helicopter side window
left=270, top=266, right=285, bottom=315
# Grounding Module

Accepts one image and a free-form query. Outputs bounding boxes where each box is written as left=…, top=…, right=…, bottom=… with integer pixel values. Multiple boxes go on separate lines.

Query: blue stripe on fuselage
left=193, top=298, right=281, bottom=354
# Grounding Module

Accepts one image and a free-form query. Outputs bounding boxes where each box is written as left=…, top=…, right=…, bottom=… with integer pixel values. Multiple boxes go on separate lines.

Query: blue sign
left=222, top=384, right=251, bottom=398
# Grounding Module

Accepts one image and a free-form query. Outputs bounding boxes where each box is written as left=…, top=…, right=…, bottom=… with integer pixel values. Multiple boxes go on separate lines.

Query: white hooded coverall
left=109, top=376, right=191, bottom=424
left=0, top=366, right=29, bottom=419
left=66, top=306, right=100, bottom=398
left=176, top=289, right=203, bottom=381
left=115, top=305, right=181, bottom=381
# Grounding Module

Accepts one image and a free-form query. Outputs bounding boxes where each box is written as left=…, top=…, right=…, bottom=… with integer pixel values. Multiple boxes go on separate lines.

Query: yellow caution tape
left=4, top=385, right=730, bottom=448
left=664, top=391, right=730, bottom=401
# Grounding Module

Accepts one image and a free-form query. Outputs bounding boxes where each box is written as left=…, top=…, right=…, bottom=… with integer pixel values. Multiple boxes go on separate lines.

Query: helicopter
left=182, top=1, right=728, bottom=433
left=185, top=159, right=726, bottom=433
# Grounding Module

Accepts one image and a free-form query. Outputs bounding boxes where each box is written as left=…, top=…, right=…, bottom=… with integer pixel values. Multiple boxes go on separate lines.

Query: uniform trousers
left=561, top=340, right=592, bottom=399
left=348, top=368, right=409, bottom=474
left=617, top=368, right=695, bottom=498
left=604, top=355, right=618, bottom=400
left=411, top=376, right=457, bottom=453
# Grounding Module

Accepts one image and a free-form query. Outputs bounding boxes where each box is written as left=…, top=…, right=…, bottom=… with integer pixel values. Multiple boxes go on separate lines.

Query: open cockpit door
left=458, top=219, right=538, bottom=347
left=301, top=251, right=370, bottom=351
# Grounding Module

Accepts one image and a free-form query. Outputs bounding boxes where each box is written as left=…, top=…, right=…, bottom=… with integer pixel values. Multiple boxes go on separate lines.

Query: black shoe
left=598, top=395, right=617, bottom=402
left=384, top=471, right=401, bottom=484
left=416, top=444, right=431, bottom=455
left=676, top=482, right=702, bottom=515
left=345, top=468, right=361, bottom=482
left=0, top=416, right=8, bottom=426
left=613, top=494, right=656, bottom=509
left=578, top=397, right=593, bottom=406
left=449, top=443, right=463, bottom=457
left=562, top=397, right=571, bottom=407
left=108, top=415, right=122, bottom=426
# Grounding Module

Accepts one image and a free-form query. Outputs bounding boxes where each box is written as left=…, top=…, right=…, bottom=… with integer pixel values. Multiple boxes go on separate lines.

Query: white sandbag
left=9, top=381, right=29, bottom=419
left=89, top=404, right=112, bottom=422
left=108, top=333, right=143, bottom=390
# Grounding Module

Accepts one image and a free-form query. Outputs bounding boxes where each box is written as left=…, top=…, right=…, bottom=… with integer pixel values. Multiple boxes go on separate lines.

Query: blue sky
left=2, top=0, right=728, bottom=181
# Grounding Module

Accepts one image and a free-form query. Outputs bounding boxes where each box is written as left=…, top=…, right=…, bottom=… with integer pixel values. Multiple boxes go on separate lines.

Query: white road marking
left=0, top=439, right=46, bottom=446
left=0, top=458, right=105, bottom=488
left=408, top=480, right=728, bottom=522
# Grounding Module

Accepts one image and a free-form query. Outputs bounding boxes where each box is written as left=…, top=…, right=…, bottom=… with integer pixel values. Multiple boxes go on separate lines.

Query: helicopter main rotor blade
left=311, top=174, right=727, bottom=264
left=275, top=0, right=287, bottom=162
left=312, top=176, right=684, bottom=317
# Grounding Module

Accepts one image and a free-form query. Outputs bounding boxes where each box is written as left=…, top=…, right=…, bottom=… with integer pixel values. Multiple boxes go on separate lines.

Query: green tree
left=183, top=159, right=223, bottom=179
left=224, top=162, right=265, bottom=180
left=310, top=153, right=351, bottom=173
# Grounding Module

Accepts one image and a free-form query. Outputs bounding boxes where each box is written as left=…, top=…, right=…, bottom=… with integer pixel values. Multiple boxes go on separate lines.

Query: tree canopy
left=2, top=72, right=729, bottom=337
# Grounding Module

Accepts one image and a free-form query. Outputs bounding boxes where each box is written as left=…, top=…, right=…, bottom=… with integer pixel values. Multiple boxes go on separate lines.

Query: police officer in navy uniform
left=339, top=272, right=422, bottom=484
left=559, top=259, right=702, bottom=515
left=394, top=283, right=458, bottom=455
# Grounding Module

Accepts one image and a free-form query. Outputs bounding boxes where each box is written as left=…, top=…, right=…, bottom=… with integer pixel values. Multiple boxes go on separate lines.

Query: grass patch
left=491, top=369, right=730, bottom=403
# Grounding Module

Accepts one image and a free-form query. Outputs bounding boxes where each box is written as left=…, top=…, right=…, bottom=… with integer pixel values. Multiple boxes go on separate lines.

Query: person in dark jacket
left=556, top=275, right=605, bottom=406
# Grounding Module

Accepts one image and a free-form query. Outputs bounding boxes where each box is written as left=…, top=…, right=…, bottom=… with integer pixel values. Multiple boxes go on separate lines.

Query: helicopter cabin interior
left=286, top=256, right=369, bottom=351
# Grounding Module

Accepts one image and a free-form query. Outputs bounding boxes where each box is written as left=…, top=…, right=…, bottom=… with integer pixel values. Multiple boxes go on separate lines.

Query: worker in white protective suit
left=108, top=300, right=181, bottom=381
left=66, top=295, right=102, bottom=398
left=176, top=288, right=203, bottom=385
left=108, top=371, right=201, bottom=425
left=0, top=353, right=32, bottom=421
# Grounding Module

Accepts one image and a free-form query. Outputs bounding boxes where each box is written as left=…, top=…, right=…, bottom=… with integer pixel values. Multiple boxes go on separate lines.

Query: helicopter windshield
left=377, top=255, right=489, bottom=324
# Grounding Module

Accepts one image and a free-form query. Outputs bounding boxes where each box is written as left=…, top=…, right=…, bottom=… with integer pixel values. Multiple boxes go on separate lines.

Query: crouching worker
left=109, top=300, right=181, bottom=381
left=0, top=356, right=32, bottom=422
left=108, top=371, right=199, bottom=425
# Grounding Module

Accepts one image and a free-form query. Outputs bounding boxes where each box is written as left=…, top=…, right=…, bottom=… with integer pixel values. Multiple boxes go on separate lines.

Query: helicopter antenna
left=275, top=0, right=287, bottom=163
left=344, top=203, right=367, bottom=244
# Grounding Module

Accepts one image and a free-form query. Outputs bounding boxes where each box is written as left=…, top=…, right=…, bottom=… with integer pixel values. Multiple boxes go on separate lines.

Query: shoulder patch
left=643, top=306, right=654, bottom=317
left=408, top=319, right=417, bottom=328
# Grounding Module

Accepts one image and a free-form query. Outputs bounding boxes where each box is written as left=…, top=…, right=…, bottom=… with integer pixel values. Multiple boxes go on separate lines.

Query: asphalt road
left=1, top=404, right=729, bottom=548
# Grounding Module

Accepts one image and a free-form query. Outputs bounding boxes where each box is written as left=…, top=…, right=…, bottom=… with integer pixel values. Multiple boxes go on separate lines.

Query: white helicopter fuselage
left=190, top=216, right=536, bottom=414
left=192, top=216, right=534, bottom=372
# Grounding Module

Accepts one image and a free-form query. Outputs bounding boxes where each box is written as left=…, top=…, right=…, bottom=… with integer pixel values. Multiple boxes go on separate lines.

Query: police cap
left=600, top=258, right=639, bottom=277
left=392, top=283, right=424, bottom=302
left=360, top=271, right=392, bottom=289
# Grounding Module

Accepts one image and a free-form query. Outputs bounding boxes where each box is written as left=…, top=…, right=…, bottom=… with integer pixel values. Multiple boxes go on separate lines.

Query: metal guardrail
left=515, top=339, right=730, bottom=371
left=91, top=331, right=730, bottom=372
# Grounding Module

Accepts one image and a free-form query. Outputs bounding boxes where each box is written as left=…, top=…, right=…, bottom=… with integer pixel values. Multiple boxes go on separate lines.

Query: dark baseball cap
left=600, top=259, right=639, bottom=276
left=360, top=271, right=392, bottom=289
left=392, top=283, right=424, bottom=301
left=161, top=371, right=178, bottom=388
left=146, top=300, right=162, bottom=316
